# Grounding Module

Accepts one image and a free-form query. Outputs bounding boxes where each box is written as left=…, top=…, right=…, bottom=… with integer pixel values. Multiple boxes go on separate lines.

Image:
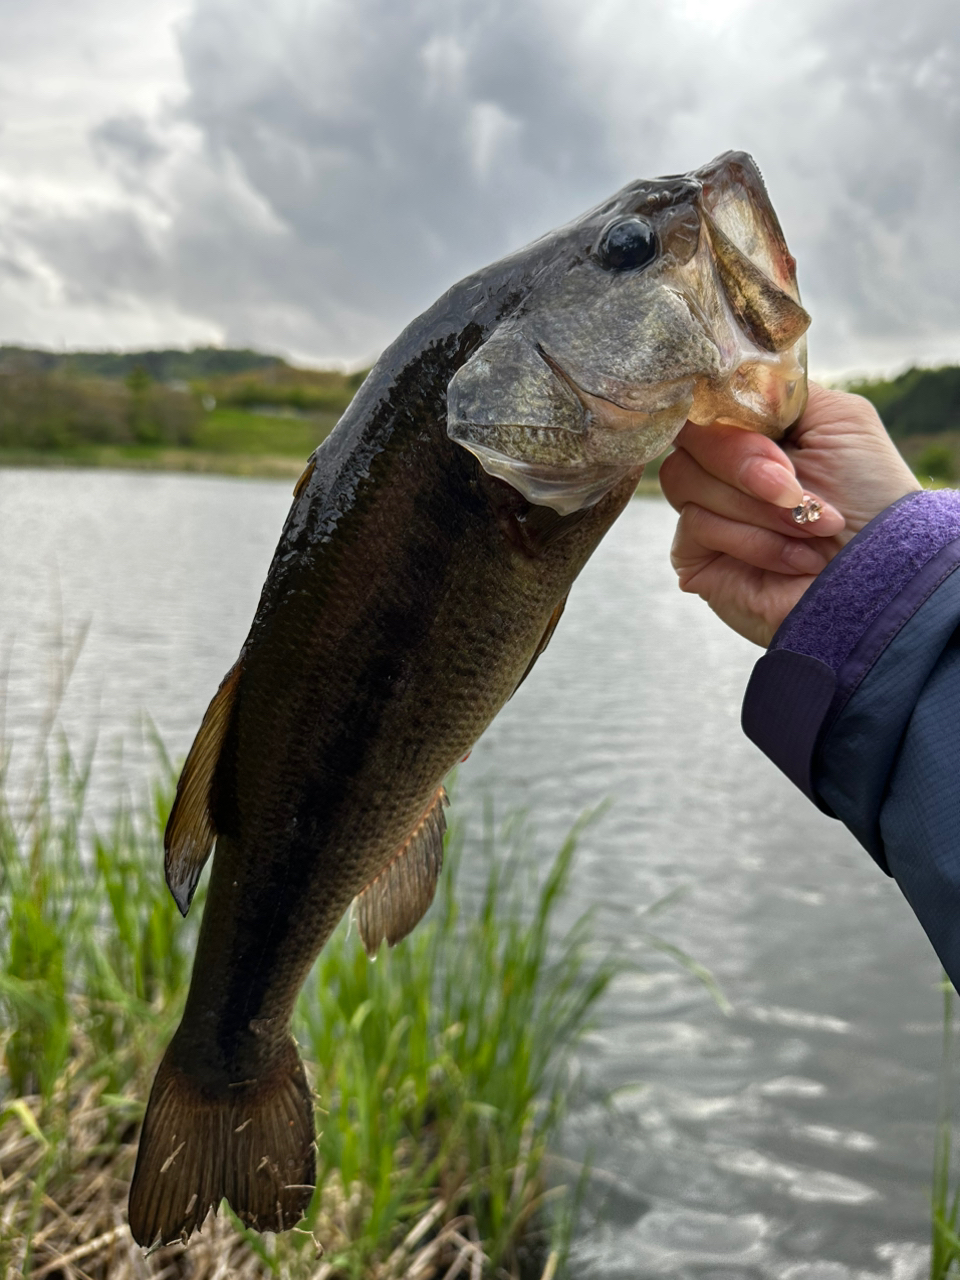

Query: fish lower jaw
left=688, top=342, right=808, bottom=436
left=454, top=405, right=688, bottom=513
left=462, top=443, right=634, bottom=514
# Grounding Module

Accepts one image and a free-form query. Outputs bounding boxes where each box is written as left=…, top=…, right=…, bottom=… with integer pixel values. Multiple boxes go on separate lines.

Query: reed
left=0, top=739, right=616, bottom=1279
left=931, top=977, right=960, bottom=1279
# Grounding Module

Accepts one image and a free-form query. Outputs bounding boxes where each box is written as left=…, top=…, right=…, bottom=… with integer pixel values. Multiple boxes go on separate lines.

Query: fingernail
left=782, top=541, right=826, bottom=574
left=746, top=459, right=804, bottom=508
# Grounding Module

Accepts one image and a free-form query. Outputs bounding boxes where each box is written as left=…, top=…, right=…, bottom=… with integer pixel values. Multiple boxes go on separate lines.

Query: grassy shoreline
left=0, top=448, right=668, bottom=497
left=0, top=445, right=309, bottom=480
left=0, top=737, right=619, bottom=1279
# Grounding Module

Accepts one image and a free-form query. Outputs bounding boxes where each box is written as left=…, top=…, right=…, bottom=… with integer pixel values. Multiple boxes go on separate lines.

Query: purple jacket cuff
left=742, top=489, right=960, bottom=806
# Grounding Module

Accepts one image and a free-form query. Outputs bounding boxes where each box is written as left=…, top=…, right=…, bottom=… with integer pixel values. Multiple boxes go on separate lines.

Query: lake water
left=0, top=467, right=944, bottom=1280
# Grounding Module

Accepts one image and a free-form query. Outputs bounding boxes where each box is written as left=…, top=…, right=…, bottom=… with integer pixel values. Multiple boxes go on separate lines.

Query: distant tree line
left=0, top=345, right=282, bottom=382
left=847, top=366, right=960, bottom=438
left=212, top=373, right=366, bottom=414
left=4, top=343, right=957, bottom=459
left=0, top=369, right=200, bottom=450
left=0, top=346, right=367, bottom=451
left=844, top=365, right=960, bottom=483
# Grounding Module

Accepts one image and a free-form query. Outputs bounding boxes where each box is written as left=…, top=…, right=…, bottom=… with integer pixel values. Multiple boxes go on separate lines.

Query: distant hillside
left=0, top=346, right=368, bottom=458
left=847, top=365, right=960, bottom=437
left=5, top=344, right=959, bottom=482
left=0, top=345, right=283, bottom=382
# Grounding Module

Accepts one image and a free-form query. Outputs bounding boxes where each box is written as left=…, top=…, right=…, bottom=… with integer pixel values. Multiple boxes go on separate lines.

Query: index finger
left=671, top=419, right=804, bottom=510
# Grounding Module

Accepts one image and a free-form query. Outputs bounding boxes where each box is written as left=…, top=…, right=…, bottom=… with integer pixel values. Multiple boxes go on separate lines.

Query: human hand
left=659, top=384, right=921, bottom=647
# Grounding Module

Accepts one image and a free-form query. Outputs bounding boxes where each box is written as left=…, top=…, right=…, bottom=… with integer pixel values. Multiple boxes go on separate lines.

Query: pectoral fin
left=354, top=787, right=448, bottom=956
left=513, top=595, right=568, bottom=695
left=164, top=662, right=243, bottom=917
left=292, top=456, right=316, bottom=500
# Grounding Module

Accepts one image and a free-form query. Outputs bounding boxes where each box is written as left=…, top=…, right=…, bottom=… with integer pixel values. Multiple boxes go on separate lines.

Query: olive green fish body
left=171, top=337, right=639, bottom=1084
left=129, top=150, right=811, bottom=1247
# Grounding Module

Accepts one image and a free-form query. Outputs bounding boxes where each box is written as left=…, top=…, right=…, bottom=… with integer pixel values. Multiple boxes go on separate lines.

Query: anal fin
left=164, top=661, right=243, bottom=917
left=354, top=787, right=448, bottom=956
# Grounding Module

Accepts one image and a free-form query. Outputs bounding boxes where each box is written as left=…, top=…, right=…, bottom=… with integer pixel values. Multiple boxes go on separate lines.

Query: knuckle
left=658, top=447, right=692, bottom=497
left=658, top=448, right=680, bottom=484
left=675, top=564, right=702, bottom=592
left=682, top=502, right=710, bottom=535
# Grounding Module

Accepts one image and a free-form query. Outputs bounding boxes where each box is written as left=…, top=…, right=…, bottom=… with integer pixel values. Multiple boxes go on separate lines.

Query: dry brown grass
left=0, top=753, right=603, bottom=1280
left=0, top=1067, right=560, bottom=1280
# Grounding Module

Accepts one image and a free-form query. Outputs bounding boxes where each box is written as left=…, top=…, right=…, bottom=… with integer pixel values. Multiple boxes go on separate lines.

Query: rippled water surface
left=0, top=468, right=944, bottom=1279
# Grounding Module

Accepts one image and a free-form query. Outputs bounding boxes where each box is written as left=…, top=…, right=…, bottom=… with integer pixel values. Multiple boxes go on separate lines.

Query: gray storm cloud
left=163, top=0, right=621, bottom=356
left=0, top=0, right=957, bottom=373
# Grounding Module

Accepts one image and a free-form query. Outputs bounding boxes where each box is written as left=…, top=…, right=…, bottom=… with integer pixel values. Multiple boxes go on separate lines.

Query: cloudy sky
left=0, top=0, right=956, bottom=377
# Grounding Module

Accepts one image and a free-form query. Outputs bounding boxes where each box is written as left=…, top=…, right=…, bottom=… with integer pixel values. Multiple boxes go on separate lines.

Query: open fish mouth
left=447, top=151, right=810, bottom=515
left=682, top=152, right=809, bottom=431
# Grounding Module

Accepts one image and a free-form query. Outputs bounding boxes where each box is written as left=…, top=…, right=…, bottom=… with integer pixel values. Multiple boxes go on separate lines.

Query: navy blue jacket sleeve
left=741, top=489, right=960, bottom=987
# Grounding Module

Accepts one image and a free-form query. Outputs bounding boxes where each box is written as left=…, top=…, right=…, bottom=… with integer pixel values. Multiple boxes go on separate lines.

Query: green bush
left=914, top=443, right=957, bottom=484
left=0, top=370, right=200, bottom=449
left=849, top=366, right=960, bottom=439
left=219, top=379, right=357, bottom=415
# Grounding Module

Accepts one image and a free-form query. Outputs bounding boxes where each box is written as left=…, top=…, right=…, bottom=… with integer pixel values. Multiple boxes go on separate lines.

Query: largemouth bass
left=129, top=151, right=809, bottom=1247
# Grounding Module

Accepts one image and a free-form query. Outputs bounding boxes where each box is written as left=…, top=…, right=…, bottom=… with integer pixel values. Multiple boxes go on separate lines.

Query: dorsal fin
left=164, top=662, right=243, bottom=917
left=353, top=787, right=448, bottom=956
left=513, top=594, right=567, bottom=695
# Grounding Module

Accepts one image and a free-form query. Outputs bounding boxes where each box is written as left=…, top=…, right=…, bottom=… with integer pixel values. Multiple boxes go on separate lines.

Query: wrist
left=743, top=488, right=960, bottom=806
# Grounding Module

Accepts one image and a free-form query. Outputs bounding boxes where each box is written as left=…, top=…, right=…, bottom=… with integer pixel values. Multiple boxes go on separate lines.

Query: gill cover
left=448, top=327, right=620, bottom=516
left=447, top=287, right=720, bottom=516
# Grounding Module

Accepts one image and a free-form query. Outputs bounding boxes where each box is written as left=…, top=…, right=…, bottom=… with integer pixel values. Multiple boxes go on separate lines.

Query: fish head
left=447, top=151, right=809, bottom=515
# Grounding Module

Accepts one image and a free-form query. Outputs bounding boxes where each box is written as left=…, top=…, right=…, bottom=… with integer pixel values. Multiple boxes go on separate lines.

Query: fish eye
left=596, top=217, right=658, bottom=272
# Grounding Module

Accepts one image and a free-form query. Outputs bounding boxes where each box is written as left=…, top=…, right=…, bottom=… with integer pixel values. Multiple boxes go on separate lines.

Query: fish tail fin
left=128, top=1036, right=316, bottom=1247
